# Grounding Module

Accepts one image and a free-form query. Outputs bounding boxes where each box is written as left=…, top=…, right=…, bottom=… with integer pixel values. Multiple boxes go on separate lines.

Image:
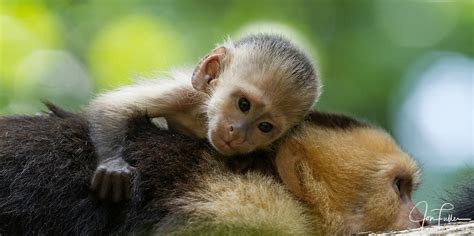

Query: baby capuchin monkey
left=87, top=34, right=320, bottom=201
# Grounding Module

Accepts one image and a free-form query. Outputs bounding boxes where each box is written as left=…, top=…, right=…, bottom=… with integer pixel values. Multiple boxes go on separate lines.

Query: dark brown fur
left=0, top=106, right=223, bottom=235
left=304, top=111, right=367, bottom=129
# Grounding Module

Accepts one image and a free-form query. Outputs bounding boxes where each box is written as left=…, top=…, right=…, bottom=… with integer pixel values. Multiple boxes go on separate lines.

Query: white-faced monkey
left=86, top=34, right=320, bottom=201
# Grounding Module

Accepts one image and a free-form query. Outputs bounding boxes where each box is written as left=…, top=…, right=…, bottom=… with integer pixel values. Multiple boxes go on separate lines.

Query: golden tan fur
left=159, top=171, right=314, bottom=235
left=276, top=123, right=423, bottom=234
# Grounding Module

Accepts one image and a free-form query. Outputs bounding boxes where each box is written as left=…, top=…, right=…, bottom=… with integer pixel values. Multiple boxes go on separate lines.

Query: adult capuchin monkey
left=86, top=34, right=320, bottom=201
left=0, top=104, right=426, bottom=235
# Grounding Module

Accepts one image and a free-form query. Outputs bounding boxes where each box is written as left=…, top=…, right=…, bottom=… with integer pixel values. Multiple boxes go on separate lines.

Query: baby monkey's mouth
left=210, top=125, right=252, bottom=156
left=209, top=130, right=242, bottom=156
left=212, top=136, right=238, bottom=156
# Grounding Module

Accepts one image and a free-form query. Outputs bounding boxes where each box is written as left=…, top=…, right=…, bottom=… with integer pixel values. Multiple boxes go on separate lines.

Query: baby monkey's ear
left=192, top=47, right=227, bottom=93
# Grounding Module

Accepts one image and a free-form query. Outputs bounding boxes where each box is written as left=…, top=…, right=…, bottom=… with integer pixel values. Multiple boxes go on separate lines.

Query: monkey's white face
left=193, top=39, right=318, bottom=156
left=206, top=84, right=289, bottom=156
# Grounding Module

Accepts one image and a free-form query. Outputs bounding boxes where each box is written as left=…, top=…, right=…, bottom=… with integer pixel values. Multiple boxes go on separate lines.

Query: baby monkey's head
left=192, top=34, right=320, bottom=156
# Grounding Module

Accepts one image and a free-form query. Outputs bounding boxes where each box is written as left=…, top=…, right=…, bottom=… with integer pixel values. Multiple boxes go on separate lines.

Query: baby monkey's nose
left=228, top=124, right=245, bottom=143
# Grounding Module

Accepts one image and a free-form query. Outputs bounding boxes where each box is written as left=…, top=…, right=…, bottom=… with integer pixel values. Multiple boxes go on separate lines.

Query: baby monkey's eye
left=258, top=122, right=273, bottom=133
left=238, top=98, right=251, bottom=112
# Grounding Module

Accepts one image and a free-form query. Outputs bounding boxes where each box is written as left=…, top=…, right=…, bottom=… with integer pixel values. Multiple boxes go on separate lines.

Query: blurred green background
left=1, top=0, right=473, bottom=218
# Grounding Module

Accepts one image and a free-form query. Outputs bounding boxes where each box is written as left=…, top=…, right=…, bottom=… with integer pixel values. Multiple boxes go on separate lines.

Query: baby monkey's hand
left=91, top=157, right=135, bottom=202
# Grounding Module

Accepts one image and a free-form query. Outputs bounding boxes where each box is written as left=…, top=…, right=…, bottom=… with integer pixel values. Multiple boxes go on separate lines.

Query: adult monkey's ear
left=275, top=138, right=307, bottom=199
left=191, top=47, right=227, bottom=93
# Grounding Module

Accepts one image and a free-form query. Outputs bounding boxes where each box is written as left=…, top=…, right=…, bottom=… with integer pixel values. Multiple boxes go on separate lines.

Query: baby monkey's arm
left=87, top=80, right=207, bottom=202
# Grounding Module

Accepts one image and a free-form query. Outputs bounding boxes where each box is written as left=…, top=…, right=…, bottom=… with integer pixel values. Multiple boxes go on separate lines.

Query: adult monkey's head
left=275, top=112, right=427, bottom=234
left=191, top=34, right=320, bottom=156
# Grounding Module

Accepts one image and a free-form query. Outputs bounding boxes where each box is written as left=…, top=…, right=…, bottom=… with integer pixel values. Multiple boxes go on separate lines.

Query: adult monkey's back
left=0, top=105, right=229, bottom=235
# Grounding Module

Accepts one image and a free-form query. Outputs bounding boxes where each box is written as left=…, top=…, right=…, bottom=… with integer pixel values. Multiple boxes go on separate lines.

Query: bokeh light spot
left=0, top=2, right=62, bottom=84
left=88, top=15, right=186, bottom=90
left=5, top=50, right=91, bottom=114
left=394, top=53, right=473, bottom=167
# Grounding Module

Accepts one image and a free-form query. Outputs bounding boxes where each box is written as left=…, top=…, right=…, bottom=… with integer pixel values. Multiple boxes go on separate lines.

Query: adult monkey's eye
left=258, top=122, right=273, bottom=133
left=238, top=98, right=251, bottom=112
left=394, top=178, right=402, bottom=195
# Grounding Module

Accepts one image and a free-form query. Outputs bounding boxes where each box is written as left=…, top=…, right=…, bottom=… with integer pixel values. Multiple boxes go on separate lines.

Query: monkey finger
left=91, top=168, right=105, bottom=190
left=111, top=173, right=122, bottom=202
left=99, top=173, right=111, bottom=199
left=122, top=173, right=132, bottom=200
